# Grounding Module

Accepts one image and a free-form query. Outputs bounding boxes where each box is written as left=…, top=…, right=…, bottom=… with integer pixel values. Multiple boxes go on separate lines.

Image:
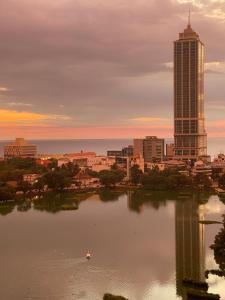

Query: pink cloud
left=0, top=124, right=172, bottom=139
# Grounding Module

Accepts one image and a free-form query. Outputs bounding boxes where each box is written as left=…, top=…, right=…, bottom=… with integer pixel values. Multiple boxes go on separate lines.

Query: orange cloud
left=0, top=124, right=173, bottom=140
left=208, top=119, right=225, bottom=127
left=0, top=86, right=11, bottom=92
left=131, top=117, right=171, bottom=123
left=0, top=109, right=71, bottom=123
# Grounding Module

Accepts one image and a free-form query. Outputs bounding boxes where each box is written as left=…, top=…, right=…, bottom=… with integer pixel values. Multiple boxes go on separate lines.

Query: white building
left=23, top=174, right=40, bottom=184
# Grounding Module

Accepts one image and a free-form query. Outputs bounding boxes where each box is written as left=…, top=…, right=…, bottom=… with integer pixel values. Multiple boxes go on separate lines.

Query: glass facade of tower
left=174, top=24, right=207, bottom=160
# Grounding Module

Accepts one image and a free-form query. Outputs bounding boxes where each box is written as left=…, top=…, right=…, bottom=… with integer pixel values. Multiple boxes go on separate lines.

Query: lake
left=0, top=191, right=224, bottom=300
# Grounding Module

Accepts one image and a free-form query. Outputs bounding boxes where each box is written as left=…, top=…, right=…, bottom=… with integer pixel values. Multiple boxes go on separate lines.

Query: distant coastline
left=0, top=137, right=224, bottom=157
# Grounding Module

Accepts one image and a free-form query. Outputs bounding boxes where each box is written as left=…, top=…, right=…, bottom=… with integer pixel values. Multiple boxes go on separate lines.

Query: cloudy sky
left=0, top=0, right=225, bottom=139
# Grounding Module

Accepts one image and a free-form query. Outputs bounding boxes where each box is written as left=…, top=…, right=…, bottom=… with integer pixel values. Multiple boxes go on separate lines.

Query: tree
left=206, top=215, right=225, bottom=278
left=33, top=177, right=46, bottom=192
left=0, top=187, right=15, bottom=201
left=17, top=181, right=32, bottom=193
left=130, top=165, right=143, bottom=185
left=103, top=294, right=128, bottom=300
left=99, top=169, right=125, bottom=187
left=218, top=174, right=225, bottom=188
left=7, top=157, right=36, bottom=169
left=44, top=170, right=72, bottom=191
left=0, top=169, right=23, bottom=182
left=65, top=162, right=80, bottom=176
left=111, top=163, right=118, bottom=171
left=86, top=168, right=99, bottom=178
left=140, top=169, right=192, bottom=190
left=193, top=173, right=212, bottom=188
left=48, top=158, right=58, bottom=169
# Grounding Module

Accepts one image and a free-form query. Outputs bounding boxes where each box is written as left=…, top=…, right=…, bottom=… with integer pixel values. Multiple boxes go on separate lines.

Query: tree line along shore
left=0, top=157, right=225, bottom=202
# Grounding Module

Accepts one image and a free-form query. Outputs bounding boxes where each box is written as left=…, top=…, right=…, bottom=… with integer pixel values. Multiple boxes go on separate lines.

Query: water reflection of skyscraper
left=175, top=198, right=205, bottom=299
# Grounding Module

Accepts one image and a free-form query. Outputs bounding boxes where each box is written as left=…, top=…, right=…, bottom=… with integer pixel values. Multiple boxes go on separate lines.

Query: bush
left=99, top=170, right=125, bottom=187
left=0, top=187, right=15, bottom=201
left=103, top=294, right=128, bottom=300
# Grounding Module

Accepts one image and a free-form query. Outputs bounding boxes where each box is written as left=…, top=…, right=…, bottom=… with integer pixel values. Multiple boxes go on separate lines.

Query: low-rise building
left=72, top=158, right=88, bottom=167
left=198, top=155, right=211, bottom=164
left=192, top=160, right=212, bottom=177
left=146, top=162, right=166, bottom=171
left=4, top=138, right=37, bottom=160
left=87, top=156, right=115, bottom=170
left=65, top=151, right=96, bottom=162
left=36, top=159, right=53, bottom=168
left=38, top=154, right=64, bottom=160
left=163, top=160, right=186, bottom=170
left=92, top=164, right=111, bottom=172
left=107, top=150, right=122, bottom=157
left=74, top=171, right=100, bottom=188
left=58, top=158, right=70, bottom=167
left=211, top=154, right=225, bottom=177
left=23, top=174, right=40, bottom=184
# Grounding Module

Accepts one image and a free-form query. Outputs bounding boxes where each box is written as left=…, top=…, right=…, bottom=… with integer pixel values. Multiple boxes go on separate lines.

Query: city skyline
left=1, top=0, right=225, bottom=139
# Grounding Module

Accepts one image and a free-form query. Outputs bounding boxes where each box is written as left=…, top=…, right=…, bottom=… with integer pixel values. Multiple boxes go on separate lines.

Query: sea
left=0, top=138, right=224, bottom=158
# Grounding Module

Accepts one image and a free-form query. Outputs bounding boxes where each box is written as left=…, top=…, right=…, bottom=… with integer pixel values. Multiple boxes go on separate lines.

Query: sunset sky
left=1, top=0, right=225, bottom=139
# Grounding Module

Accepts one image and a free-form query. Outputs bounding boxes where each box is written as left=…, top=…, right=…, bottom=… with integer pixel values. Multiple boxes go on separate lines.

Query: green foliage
left=0, top=169, right=24, bottom=182
left=193, top=173, right=212, bottom=188
left=17, top=181, right=32, bottom=193
left=7, top=157, right=37, bottom=169
left=218, top=174, right=225, bottom=188
left=111, top=163, right=119, bottom=171
left=0, top=186, right=15, bottom=201
left=211, top=168, right=222, bottom=181
left=99, top=169, right=125, bottom=187
left=0, top=158, right=47, bottom=184
left=103, top=294, right=128, bottom=300
left=61, top=162, right=80, bottom=177
left=43, top=169, right=72, bottom=191
left=33, top=177, right=46, bottom=191
left=130, top=165, right=143, bottom=184
left=141, top=169, right=193, bottom=190
left=86, top=168, right=99, bottom=178
left=0, top=202, right=15, bottom=215
left=48, top=158, right=58, bottom=169
left=207, top=215, right=225, bottom=278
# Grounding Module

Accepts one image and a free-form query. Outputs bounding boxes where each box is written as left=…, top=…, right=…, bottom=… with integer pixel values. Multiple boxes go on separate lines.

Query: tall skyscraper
left=174, top=15, right=207, bottom=161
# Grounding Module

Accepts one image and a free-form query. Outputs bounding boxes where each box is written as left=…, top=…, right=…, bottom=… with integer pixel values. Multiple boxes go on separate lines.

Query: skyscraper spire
left=188, top=7, right=191, bottom=27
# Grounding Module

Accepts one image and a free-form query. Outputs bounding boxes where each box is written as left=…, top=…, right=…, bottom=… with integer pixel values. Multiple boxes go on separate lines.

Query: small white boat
left=86, top=251, right=91, bottom=259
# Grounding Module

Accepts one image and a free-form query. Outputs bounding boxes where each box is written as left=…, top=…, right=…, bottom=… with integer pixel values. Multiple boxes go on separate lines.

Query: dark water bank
left=104, top=294, right=128, bottom=300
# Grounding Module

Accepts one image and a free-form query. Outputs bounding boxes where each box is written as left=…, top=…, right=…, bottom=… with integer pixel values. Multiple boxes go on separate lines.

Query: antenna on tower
left=188, top=6, right=191, bottom=27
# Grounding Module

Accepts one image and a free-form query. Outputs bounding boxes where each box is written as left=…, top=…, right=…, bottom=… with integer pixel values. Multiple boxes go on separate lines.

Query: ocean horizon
left=0, top=137, right=225, bottom=158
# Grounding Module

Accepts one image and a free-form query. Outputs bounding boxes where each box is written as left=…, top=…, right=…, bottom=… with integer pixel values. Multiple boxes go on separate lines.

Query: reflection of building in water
left=175, top=199, right=205, bottom=298
left=127, top=190, right=144, bottom=213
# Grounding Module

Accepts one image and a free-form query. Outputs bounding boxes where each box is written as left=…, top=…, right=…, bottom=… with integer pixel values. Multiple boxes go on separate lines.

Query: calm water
left=0, top=191, right=224, bottom=300
left=0, top=137, right=225, bottom=157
